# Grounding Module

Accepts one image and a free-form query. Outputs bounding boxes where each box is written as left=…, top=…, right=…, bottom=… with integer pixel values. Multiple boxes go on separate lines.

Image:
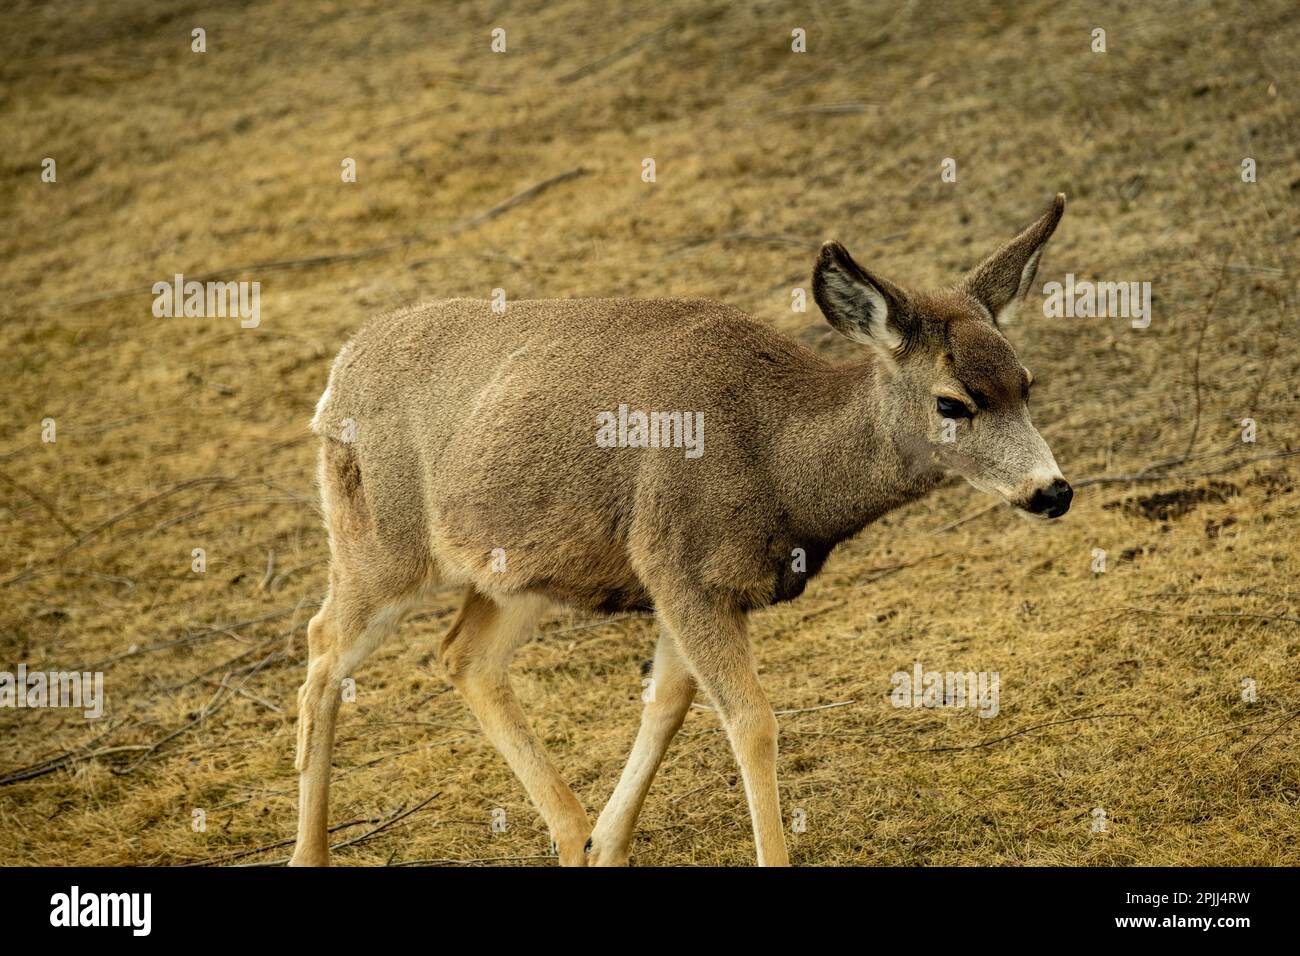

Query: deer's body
left=312, top=297, right=936, bottom=617
left=291, top=196, right=1070, bottom=867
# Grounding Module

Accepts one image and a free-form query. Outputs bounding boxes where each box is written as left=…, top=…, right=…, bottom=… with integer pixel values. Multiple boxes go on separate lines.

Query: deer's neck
left=771, top=359, right=941, bottom=547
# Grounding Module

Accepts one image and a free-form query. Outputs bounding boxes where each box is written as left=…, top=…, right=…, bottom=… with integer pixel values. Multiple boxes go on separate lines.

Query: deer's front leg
left=659, top=598, right=789, bottom=867
left=589, top=626, right=696, bottom=865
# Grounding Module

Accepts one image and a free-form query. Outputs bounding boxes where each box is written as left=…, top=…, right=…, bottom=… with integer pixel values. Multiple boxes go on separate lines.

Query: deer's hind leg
left=291, top=438, right=430, bottom=866
left=290, top=581, right=414, bottom=866
left=439, top=586, right=591, bottom=865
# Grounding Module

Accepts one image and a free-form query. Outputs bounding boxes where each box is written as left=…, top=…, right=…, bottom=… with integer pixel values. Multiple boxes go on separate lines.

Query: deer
left=289, top=193, right=1071, bottom=867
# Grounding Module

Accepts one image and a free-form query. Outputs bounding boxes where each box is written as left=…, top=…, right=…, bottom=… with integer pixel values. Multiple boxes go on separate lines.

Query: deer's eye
left=937, top=397, right=973, bottom=420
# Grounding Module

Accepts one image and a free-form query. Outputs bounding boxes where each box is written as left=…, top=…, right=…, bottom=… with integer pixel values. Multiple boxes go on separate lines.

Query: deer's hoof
left=585, top=841, right=630, bottom=867
left=287, top=849, right=329, bottom=867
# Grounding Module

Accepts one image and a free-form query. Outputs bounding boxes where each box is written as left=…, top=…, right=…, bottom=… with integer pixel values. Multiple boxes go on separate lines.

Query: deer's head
left=813, top=194, right=1071, bottom=518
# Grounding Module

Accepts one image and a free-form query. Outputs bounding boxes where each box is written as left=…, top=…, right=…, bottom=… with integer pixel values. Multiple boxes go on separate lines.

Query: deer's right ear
left=813, top=241, right=912, bottom=358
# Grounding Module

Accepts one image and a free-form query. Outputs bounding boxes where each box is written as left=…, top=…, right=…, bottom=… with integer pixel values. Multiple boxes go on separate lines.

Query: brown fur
left=289, top=195, right=1069, bottom=867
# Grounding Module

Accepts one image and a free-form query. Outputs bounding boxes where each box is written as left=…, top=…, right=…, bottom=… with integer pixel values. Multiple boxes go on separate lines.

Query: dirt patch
left=1205, top=516, right=1237, bottom=540
left=1248, top=469, right=1295, bottom=496
left=1106, top=481, right=1239, bottom=522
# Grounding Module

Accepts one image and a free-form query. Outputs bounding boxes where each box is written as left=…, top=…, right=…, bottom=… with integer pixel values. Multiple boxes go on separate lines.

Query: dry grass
left=1, top=0, right=1298, bottom=866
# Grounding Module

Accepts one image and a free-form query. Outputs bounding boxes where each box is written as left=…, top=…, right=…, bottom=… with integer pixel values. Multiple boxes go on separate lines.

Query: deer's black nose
left=1028, top=478, right=1072, bottom=518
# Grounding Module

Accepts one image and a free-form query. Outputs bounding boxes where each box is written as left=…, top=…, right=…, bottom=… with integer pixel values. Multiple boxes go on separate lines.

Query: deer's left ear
left=961, top=193, right=1065, bottom=326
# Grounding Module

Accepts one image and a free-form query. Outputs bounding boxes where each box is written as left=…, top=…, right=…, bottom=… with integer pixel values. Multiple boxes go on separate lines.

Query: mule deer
left=290, top=194, right=1069, bottom=867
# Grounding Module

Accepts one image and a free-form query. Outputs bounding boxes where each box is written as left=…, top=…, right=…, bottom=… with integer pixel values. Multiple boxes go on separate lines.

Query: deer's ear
left=813, top=241, right=912, bottom=357
left=961, top=193, right=1065, bottom=326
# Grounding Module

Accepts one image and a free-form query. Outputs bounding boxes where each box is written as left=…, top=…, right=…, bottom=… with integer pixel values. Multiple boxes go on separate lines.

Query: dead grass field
left=1, top=0, right=1298, bottom=866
